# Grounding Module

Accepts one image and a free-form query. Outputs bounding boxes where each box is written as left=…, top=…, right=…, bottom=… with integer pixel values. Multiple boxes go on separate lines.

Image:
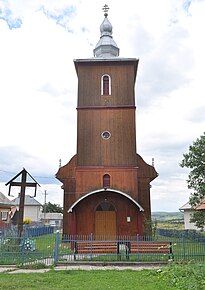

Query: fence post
left=136, top=234, right=140, bottom=262
left=54, top=230, right=60, bottom=265
left=21, top=233, right=25, bottom=266
left=90, top=233, right=93, bottom=261
left=182, top=232, right=186, bottom=260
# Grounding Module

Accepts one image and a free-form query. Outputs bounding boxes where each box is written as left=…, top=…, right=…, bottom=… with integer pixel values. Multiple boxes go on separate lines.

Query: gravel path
left=0, top=263, right=163, bottom=273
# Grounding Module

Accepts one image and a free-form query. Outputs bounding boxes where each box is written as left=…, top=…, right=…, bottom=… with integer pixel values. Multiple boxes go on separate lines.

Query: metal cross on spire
left=102, top=4, right=109, bottom=17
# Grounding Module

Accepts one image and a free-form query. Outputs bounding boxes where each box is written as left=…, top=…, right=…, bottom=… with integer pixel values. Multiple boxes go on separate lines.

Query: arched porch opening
left=68, top=189, right=144, bottom=237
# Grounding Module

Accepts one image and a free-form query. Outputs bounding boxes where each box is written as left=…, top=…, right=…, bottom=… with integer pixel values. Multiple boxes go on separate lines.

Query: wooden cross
left=5, top=168, right=40, bottom=237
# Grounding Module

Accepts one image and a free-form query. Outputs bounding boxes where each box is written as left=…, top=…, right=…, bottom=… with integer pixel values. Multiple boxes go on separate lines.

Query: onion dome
left=94, top=5, right=119, bottom=58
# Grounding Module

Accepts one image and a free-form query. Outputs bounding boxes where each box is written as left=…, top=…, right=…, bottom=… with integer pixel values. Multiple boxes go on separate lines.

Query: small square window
left=1, top=211, right=8, bottom=221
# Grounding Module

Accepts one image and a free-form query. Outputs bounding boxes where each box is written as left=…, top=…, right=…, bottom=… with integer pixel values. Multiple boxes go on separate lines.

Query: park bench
left=126, top=241, right=173, bottom=260
left=73, top=240, right=173, bottom=261
left=74, top=241, right=119, bottom=259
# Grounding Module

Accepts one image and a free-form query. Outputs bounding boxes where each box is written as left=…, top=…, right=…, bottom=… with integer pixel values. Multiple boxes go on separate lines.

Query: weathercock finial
left=102, top=4, right=109, bottom=17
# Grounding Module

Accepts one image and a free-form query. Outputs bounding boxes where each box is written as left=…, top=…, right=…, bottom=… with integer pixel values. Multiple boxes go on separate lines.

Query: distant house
left=12, top=195, right=42, bottom=222
left=179, top=200, right=205, bottom=230
left=179, top=202, right=197, bottom=230
left=0, top=192, right=13, bottom=225
left=40, top=212, right=63, bottom=227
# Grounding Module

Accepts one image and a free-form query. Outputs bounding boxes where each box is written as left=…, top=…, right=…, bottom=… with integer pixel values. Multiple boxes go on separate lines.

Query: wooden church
left=56, top=6, right=158, bottom=238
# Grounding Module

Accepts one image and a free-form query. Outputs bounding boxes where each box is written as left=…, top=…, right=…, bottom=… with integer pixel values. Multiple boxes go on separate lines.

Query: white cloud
left=0, top=0, right=205, bottom=211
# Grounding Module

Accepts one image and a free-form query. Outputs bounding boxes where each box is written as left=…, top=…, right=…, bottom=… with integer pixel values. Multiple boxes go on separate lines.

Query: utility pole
left=43, top=190, right=48, bottom=224
left=5, top=168, right=40, bottom=237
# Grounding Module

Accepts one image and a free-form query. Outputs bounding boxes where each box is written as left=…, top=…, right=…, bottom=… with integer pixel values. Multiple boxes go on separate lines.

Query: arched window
left=101, top=75, right=111, bottom=95
left=103, top=174, right=110, bottom=188
left=96, top=202, right=115, bottom=211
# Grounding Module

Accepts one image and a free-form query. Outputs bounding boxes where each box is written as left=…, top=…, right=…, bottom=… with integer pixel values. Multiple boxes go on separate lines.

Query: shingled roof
left=0, top=192, right=12, bottom=206
left=179, top=201, right=192, bottom=211
left=196, top=198, right=205, bottom=210
left=12, top=195, right=42, bottom=206
left=180, top=199, right=205, bottom=211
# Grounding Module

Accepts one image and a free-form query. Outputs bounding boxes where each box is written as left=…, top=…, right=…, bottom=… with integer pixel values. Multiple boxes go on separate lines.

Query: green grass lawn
left=34, top=234, right=55, bottom=252
left=0, top=262, right=204, bottom=290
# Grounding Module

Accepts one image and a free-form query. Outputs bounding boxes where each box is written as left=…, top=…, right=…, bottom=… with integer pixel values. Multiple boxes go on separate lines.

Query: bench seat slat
left=130, top=241, right=171, bottom=254
left=75, top=241, right=118, bottom=254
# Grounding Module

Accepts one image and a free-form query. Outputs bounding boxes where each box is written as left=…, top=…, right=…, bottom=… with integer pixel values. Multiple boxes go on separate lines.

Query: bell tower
left=75, top=62, right=138, bottom=167
left=56, top=5, right=158, bottom=237
left=76, top=6, right=138, bottom=167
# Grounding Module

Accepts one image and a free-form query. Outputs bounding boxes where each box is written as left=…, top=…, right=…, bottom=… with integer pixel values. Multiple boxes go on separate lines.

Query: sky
left=0, top=0, right=205, bottom=212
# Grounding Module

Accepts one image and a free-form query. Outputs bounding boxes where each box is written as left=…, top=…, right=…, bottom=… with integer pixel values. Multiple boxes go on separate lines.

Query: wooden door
left=95, top=211, right=116, bottom=239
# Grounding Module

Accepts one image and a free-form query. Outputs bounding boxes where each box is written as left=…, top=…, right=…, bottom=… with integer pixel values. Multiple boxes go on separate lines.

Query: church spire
left=93, top=4, right=119, bottom=58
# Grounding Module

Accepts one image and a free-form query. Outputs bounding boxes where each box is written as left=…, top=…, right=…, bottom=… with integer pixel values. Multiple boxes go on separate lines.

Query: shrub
left=23, top=218, right=32, bottom=225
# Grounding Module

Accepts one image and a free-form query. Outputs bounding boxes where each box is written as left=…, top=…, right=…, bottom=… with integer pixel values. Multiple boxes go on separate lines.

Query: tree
left=180, top=132, right=205, bottom=230
left=42, top=202, right=63, bottom=213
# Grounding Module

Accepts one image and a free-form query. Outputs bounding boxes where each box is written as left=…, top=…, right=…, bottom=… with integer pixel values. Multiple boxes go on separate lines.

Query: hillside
left=151, top=211, right=184, bottom=229
left=152, top=211, right=183, bottom=221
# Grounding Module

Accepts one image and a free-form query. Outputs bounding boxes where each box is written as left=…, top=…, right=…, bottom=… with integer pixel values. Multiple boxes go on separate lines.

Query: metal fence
left=0, top=225, right=56, bottom=266
left=57, top=232, right=205, bottom=263
left=0, top=228, right=205, bottom=266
